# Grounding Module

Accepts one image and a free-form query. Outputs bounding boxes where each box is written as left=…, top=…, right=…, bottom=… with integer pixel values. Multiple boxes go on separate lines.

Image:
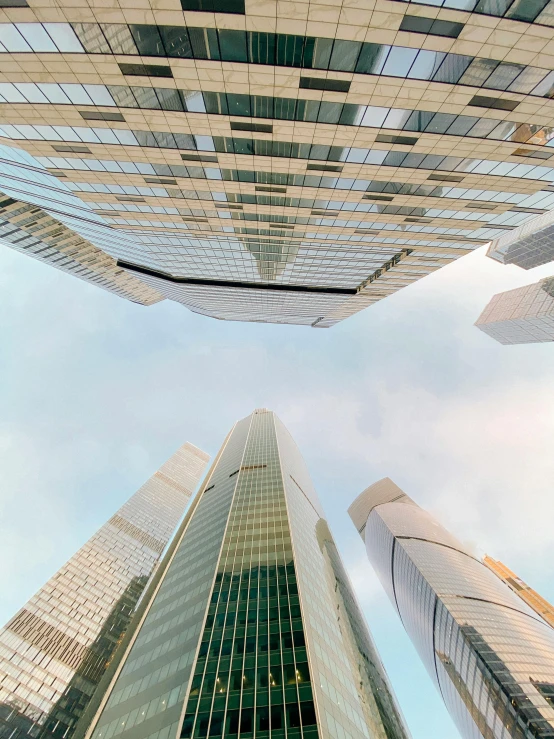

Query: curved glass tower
left=348, top=478, right=554, bottom=739
left=82, top=410, right=410, bottom=739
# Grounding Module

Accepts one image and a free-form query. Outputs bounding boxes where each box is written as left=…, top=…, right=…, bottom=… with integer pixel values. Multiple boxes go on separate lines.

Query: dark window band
left=67, top=23, right=554, bottom=100
left=390, top=0, right=553, bottom=26
left=117, top=260, right=357, bottom=294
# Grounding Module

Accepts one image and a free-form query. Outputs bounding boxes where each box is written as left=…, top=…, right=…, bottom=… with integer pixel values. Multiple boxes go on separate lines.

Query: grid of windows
left=0, top=444, right=209, bottom=739
left=357, top=484, right=554, bottom=739
left=391, top=0, right=554, bottom=25
left=86, top=411, right=411, bottom=739
left=0, top=2, right=552, bottom=326
left=181, top=417, right=316, bottom=739
left=2, top=22, right=554, bottom=101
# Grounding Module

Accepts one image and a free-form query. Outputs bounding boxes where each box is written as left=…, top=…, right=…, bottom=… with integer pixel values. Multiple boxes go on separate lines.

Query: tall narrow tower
left=0, top=442, right=209, bottom=739
left=83, top=410, right=410, bottom=739
left=348, top=478, right=554, bottom=739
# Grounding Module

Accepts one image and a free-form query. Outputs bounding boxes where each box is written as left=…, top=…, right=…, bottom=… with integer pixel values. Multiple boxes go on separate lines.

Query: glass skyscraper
left=348, top=478, right=554, bottom=739
left=2, top=3, right=554, bottom=324
left=0, top=442, right=209, bottom=739
left=81, top=410, right=410, bottom=739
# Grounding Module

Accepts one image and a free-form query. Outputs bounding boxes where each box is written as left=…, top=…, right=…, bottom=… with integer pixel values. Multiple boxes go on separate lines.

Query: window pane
left=227, top=93, right=251, bottom=116
left=132, top=86, right=161, bottom=109
left=0, top=24, right=31, bottom=52
left=218, top=30, right=247, bottom=63
left=36, top=83, right=70, bottom=104
left=156, top=87, right=184, bottom=111
left=317, top=102, right=342, bottom=124
left=312, top=37, right=333, bottom=69
left=72, top=23, right=110, bottom=54
left=129, top=25, right=165, bottom=56
left=16, top=24, right=57, bottom=52
left=329, top=39, right=361, bottom=72
left=426, top=112, right=457, bottom=134
left=483, top=62, right=524, bottom=91
left=382, top=46, right=418, bottom=77
left=355, top=43, right=389, bottom=74
left=276, top=34, right=304, bottom=67
left=459, top=57, right=498, bottom=86
left=432, top=53, right=472, bottom=84
left=159, top=26, right=193, bottom=58
left=360, top=106, right=389, bottom=128
left=474, top=0, right=511, bottom=15
left=101, top=24, right=138, bottom=55
left=43, top=23, right=84, bottom=52
left=83, top=84, right=115, bottom=106
left=409, top=49, right=446, bottom=80
left=445, top=115, right=479, bottom=136
left=107, top=85, right=139, bottom=108
left=506, top=0, right=549, bottom=20
left=249, top=32, right=276, bottom=65
left=60, top=83, right=92, bottom=105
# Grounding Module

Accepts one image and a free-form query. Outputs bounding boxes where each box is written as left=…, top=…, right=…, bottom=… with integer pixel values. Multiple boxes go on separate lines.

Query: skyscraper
left=475, top=276, right=554, bottom=344
left=80, top=410, right=410, bottom=739
left=486, top=209, right=554, bottom=271
left=3, top=5, right=554, bottom=324
left=484, top=557, right=554, bottom=630
left=348, top=478, right=554, bottom=739
left=0, top=442, right=209, bottom=739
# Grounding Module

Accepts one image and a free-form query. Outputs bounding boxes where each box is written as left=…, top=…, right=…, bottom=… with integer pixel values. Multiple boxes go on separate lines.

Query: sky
left=0, top=243, right=553, bottom=739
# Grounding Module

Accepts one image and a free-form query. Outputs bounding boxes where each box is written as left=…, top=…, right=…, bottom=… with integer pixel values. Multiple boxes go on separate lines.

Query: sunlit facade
left=475, top=276, right=554, bottom=344
left=0, top=442, right=209, bottom=739
left=82, top=410, right=410, bottom=739
left=484, top=557, right=554, bottom=630
left=348, top=478, right=554, bottom=739
left=3, top=3, right=554, bottom=323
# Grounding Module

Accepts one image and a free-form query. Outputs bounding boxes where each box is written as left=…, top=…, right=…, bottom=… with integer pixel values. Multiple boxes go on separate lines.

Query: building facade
left=0, top=442, right=209, bottom=739
left=486, top=209, right=554, bottom=270
left=3, top=4, right=554, bottom=324
left=484, top=557, right=554, bottom=630
left=348, top=478, right=554, bottom=739
left=81, top=410, right=410, bottom=739
left=475, top=276, right=554, bottom=344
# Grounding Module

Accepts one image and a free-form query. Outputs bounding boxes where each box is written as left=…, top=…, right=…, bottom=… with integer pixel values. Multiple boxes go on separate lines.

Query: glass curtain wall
left=84, top=411, right=410, bottom=739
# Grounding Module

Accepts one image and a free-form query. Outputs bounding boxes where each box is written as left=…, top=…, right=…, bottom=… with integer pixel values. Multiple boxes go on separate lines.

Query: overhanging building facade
left=348, top=478, right=554, bottom=739
left=0, top=442, right=209, bottom=739
left=81, top=410, right=410, bottom=739
left=3, top=4, right=554, bottom=324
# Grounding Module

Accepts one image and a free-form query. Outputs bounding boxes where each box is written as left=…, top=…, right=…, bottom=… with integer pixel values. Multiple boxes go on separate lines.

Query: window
left=306, top=163, right=343, bottom=172
left=230, top=122, right=273, bottom=133
left=376, top=133, right=418, bottom=145
left=299, top=76, right=351, bottom=93
left=181, top=0, right=245, bottom=12
left=52, top=144, right=91, bottom=154
left=118, top=63, right=173, bottom=78
left=428, top=173, right=464, bottom=182
left=469, top=94, right=520, bottom=111
left=399, top=15, right=464, bottom=38
left=181, top=154, right=219, bottom=162
left=78, top=111, right=125, bottom=121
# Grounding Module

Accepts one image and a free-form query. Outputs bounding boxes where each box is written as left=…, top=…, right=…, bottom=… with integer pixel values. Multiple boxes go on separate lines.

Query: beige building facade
left=475, top=276, right=554, bottom=343
left=2, top=1, right=554, bottom=324
left=0, top=442, right=209, bottom=739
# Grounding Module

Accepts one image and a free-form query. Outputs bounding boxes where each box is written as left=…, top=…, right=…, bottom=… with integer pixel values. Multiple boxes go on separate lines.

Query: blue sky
left=0, top=244, right=553, bottom=739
